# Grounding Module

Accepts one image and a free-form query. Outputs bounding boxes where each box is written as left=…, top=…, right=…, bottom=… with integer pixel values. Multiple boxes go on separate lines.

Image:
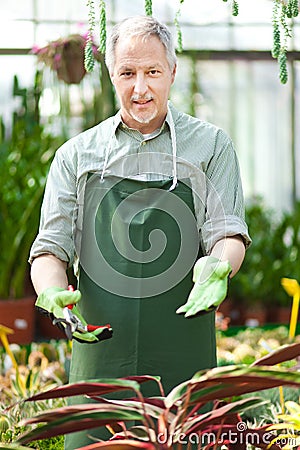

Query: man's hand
left=36, top=287, right=81, bottom=319
left=35, top=287, right=112, bottom=343
left=176, top=256, right=232, bottom=318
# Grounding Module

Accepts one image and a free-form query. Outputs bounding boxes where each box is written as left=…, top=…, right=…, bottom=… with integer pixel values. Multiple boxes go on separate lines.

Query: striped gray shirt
left=29, top=102, right=251, bottom=266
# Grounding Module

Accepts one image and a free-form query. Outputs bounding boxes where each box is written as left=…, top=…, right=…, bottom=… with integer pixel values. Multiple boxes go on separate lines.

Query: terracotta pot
left=56, top=41, right=86, bottom=84
left=36, top=313, right=66, bottom=340
left=265, top=306, right=280, bottom=324
left=243, top=306, right=267, bottom=327
left=0, top=297, right=36, bottom=344
left=276, top=306, right=291, bottom=325
left=218, top=297, right=244, bottom=325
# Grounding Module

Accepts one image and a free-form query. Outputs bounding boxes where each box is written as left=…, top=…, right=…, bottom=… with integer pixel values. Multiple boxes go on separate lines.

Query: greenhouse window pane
left=36, top=0, right=99, bottom=24
left=231, top=25, right=273, bottom=50
left=232, top=0, right=273, bottom=24
left=173, top=57, right=294, bottom=210
left=179, top=0, right=230, bottom=24
left=0, top=20, right=34, bottom=48
left=34, top=23, right=86, bottom=47
left=37, top=0, right=73, bottom=20
left=293, top=24, right=300, bottom=50
left=0, top=0, right=33, bottom=21
left=176, top=25, right=231, bottom=50
left=112, top=0, right=146, bottom=21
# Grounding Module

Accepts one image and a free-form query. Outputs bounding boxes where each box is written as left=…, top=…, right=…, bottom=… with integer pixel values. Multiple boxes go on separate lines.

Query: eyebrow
left=118, top=63, right=164, bottom=72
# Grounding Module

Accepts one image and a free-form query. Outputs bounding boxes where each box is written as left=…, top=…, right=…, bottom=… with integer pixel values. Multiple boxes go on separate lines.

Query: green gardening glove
left=176, top=256, right=232, bottom=318
left=36, top=287, right=112, bottom=343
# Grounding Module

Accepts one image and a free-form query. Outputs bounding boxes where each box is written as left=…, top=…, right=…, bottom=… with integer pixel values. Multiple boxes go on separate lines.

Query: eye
left=149, top=69, right=160, bottom=76
left=120, top=71, right=133, bottom=78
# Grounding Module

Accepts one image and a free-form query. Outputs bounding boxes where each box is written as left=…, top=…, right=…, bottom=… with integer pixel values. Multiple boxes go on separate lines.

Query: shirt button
left=141, top=141, right=146, bottom=146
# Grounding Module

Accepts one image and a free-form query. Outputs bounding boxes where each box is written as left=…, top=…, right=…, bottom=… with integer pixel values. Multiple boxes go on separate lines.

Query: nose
left=133, top=72, right=148, bottom=96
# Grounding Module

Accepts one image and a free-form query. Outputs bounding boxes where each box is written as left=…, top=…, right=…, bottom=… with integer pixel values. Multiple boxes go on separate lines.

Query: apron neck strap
left=167, top=104, right=178, bottom=191
left=100, top=132, right=114, bottom=182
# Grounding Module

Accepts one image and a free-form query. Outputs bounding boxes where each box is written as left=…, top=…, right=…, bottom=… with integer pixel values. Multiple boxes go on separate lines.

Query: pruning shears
left=53, top=286, right=113, bottom=342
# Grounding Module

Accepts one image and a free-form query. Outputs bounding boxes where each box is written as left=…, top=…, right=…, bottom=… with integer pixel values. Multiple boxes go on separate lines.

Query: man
left=30, top=15, right=250, bottom=448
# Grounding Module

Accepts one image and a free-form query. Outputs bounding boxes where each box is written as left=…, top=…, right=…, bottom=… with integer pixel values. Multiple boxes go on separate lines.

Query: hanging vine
left=145, top=0, right=153, bottom=16
left=222, top=0, right=299, bottom=84
left=174, top=0, right=185, bottom=53
left=271, top=0, right=299, bottom=84
left=232, top=0, right=239, bottom=17
left=98, top=0, right=107, bottom=54
left=222, top=0, right=239, bottom=15
left=84, top=0, right=96, bottom=72
left=84, top=0, right=299, bottom=84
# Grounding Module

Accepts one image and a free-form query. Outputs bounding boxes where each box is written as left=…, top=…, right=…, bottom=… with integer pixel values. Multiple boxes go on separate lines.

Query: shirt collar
left=112, top=110, right=123, bottom=133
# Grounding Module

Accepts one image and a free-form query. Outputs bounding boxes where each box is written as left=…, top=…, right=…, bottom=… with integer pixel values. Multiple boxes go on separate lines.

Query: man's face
left=110, top=35, right=176, bottom=134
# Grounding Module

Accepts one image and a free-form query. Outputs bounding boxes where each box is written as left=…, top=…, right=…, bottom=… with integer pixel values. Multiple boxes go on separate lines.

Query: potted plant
left=0, top=73, right=63, bottom=344
left=32, top=33, right=102, bottom=84
left=224, top=196, right=274, bottom=325
left=227, top=197, right=300, bottom=326
left=269, top=202, right=300, bottom=323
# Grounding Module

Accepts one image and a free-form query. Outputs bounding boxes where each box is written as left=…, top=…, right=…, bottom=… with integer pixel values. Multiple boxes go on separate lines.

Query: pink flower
left=53, top=53, right=62, bottom=69
left=31, top=44, right=41, bottom=54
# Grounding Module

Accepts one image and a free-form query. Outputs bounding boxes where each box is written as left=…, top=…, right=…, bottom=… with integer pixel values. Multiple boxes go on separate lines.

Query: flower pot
left=56, top=56, right=86, bottom=84
left=276, top=306, right=291, bottom=325
left=36, top=313, right=66, bottom=340
left=56, top=40, right=86, bottom=84
left=0, top=297, right=36, bottom=344
left=218, top=297, right=244, bottom=325
left=243, top=306, right=267, bottom=327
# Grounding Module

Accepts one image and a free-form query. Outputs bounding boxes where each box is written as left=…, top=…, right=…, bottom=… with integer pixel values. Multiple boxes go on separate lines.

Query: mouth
left=132, top=97, right=153, bottom=106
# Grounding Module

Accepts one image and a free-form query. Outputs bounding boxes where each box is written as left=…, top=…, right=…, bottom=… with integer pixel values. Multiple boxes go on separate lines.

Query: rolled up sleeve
left=29, top=141, right=77, bottom=266
left=200, top=130, right=251, bottom=253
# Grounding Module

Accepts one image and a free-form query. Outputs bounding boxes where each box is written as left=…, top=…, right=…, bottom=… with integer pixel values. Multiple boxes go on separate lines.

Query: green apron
left=65, top=173, right=216, bottom=449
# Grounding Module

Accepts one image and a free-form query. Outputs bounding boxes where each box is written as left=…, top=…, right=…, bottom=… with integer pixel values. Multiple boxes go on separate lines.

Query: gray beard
left=130, top=110, right=157, bottom=124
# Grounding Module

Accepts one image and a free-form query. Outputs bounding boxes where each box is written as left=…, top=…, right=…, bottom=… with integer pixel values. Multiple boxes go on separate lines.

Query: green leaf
left=19, top=405, right=144, bottom=444
left=25, top=378, right=141, bottom=402
left=253, top=342, right=300, bottom=367
left=166, top=365, right=300, bottom=408
left=89, top=397, right=176, bottom=422
left=180, top=397, right=266, bottom=436
left=164, top=378, right=193, bottom=408
left=0, top=446, right=32, bottom=450
left=123, top=375, right=163, bottom=395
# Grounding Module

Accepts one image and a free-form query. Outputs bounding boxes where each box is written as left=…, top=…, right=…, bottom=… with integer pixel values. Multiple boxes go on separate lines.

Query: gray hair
left=105, top=15, right=177, bottom=74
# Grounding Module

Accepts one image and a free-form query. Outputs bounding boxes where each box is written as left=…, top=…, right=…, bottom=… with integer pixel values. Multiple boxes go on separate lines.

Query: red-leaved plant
left=15, top=343, right=300, bottom=450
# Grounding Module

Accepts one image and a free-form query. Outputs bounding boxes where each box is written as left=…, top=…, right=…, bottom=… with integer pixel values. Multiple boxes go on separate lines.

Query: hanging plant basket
left=55, top=38, right=86, bottom=84
left=32, top=33, right=101, bottom=84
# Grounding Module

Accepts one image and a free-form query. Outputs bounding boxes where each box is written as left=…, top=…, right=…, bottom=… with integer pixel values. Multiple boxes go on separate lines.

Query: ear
left=171, top=64, right=177, bottom=84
